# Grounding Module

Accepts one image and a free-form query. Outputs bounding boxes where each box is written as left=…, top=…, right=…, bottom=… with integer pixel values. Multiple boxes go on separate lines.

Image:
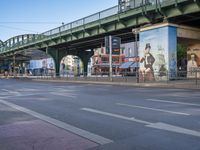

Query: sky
left=0, top=0, right=118, bottom=41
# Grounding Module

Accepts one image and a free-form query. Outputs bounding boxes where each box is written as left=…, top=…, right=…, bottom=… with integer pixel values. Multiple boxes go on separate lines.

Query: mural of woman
left=140, top=43, right=155, bottom=81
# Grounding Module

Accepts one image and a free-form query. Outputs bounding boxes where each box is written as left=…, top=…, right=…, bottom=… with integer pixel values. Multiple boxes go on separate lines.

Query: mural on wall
left=30, top=58, right=55, bottom=69
left=168, top=27, right=177, bottom=79
left=139, top=26, right=177, bottom=81
left=187, top=44, right=200, bottom=78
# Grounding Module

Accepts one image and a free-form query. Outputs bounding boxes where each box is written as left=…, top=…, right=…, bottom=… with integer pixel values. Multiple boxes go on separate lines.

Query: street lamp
left=132, top=28, right=140, bottom=56
left=109, top=36, right=113, bottom=81
left=13, top=52, right=16, bottom=78
left=132, top=28, right=140, bottom=83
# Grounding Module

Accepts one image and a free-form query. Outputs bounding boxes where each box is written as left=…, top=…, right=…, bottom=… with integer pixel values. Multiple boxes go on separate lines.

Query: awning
left=130, top=62, right=139, bottom=68
left=119, top=62, right=134, bottom=69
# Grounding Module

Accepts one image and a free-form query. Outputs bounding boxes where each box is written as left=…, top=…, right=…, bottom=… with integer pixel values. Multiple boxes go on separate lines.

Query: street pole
left=133, top=28, right=140, bottom=83
left=109, top=36, right=113, bottom=81
left=13, top=53, right=16, bottom=78
left=195, top=70, right=198, bottom=86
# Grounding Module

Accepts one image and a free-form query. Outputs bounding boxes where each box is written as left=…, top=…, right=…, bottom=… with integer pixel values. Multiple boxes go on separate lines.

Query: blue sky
left=0, top=0, right=117, bottom=41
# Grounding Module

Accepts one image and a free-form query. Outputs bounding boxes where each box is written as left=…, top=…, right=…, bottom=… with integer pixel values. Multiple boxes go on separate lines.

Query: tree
left=177, top=43, right=187, bottom=70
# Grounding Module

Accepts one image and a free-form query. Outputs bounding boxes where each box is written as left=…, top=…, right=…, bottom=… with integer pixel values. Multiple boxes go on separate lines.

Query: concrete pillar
left=139, top=23, right=177, bottom=81
left=3, top=59, right=9, bottom=77
left=78, top=50, right=94, bottom=77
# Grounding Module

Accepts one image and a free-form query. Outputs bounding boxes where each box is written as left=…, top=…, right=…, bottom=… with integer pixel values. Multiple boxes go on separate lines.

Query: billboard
left=139, top=26, right=177, bottom=81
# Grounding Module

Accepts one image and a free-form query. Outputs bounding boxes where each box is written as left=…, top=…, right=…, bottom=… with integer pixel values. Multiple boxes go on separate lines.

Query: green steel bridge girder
left=1, top=0, right=200, bottom=54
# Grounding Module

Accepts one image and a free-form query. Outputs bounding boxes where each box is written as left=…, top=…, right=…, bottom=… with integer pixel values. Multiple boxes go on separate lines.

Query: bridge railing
left=41, top=5, right=119, bottom=39
left=32, top=0, right=188, bottom=41
left=0, top=0, right=188, bottom=53
left=0, top=34, right=39, bottom=53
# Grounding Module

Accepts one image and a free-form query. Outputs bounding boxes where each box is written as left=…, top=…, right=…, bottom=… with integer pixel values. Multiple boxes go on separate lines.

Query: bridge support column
left=1, top=59, right=9, bottom=76
left=78, top=50, right=94, bottom=76
left=47, top=48, right=67, bottom=77
left=138, top=23, right=177, bottom=81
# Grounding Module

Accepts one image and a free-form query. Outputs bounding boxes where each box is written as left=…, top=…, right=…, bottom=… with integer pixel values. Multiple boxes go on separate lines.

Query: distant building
left=118, top=0, right=156, bottom=12
left=91, top=42, right=140, bottom=76
left=61, top=55, right=83, bottom=76
left=120, top=42, right=140, bottom=76
left=91, top=46, right=127, bottom=75
left=121, top=42, right=138, bottom=62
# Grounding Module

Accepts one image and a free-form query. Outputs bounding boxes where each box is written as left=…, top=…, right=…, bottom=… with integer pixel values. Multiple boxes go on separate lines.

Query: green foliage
left=177, top=44, right=187, bottom=61
left=66, top=65, right=70, bottom=70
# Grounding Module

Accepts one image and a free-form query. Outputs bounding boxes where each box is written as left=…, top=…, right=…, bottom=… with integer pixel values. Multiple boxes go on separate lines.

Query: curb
left=32, top=79, right=200, bottom=90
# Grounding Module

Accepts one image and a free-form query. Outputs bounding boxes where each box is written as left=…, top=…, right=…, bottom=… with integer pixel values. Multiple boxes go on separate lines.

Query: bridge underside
left=1, top=50, right=50, bottom=61
left=169, top=12, right=200, bottom=28
left=43, top=27, right=135, bottom=52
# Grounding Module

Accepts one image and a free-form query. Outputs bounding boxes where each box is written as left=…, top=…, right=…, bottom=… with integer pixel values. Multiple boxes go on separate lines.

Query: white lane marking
left=18, top=88, right=39, bottom=92
left=1, top=89, right=10, bottom=92
left=81, top=108, right=151, bottom=125
left=1, top=89, right=22, bottom=96
left=147, top=99, right=200, bottom=107
left=0, top=100, right=113, bottom=145
left=117, top=103, right=190, bottom=116
left=147, top=123, right=200, bottom=137
left=50, top=92, right=76, bottom=98
left=82, top=107, right=200, bottom=138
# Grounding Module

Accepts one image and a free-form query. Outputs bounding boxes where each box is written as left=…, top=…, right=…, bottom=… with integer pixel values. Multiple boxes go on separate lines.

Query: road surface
left=0, top=79, right=200, bottom=150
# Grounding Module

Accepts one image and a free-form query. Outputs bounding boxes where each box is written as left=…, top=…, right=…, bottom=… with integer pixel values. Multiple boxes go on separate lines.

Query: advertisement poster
left=139, top=26, right=177, bottom=81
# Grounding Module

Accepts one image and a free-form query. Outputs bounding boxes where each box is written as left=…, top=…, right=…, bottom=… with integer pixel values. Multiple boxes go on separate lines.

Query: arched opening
left=8, top=49, right=55, bottom=77
left=60, top=55, right=83, bottom=77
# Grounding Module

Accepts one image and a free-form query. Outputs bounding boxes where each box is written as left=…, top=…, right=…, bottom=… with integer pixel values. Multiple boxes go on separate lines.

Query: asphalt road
left=0, top=79, right=200, bottom=150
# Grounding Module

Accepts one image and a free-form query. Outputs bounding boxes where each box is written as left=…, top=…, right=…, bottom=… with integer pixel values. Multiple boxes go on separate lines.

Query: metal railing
left=1, top=70, right=199, bottom=88
left=0, top=0, right=186, bottom=53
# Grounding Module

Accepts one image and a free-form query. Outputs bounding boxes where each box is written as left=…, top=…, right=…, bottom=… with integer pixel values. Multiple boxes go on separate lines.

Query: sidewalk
left=31, top=78, right=200, bottom=90
left=1, top=75, right=199, bottom=90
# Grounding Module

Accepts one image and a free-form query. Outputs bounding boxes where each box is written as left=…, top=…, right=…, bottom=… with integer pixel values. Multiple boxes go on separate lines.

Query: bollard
left=166, top=71, right=169, bottom=84
left=195, top=70, right=198, bottom=86
left=136, top=70, right=139, bottom=83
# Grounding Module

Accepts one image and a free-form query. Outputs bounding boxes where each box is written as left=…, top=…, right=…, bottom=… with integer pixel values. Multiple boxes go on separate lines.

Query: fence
left=11, top=70, right=197, bottom=88
left=1, top=70, right=199, bottom=88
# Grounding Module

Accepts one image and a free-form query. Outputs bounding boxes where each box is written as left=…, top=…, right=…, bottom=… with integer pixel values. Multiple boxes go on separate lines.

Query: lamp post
left=109, top=36, right=113, bottom=81
left=13, top=52, right=16, bottom=78
left=132, top=28, right=140, bottom=83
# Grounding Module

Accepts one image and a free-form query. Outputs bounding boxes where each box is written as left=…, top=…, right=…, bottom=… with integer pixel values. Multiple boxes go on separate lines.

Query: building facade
left=91, top=42, right=139, bottom=75
left=91, top=47, right=125, bottom=75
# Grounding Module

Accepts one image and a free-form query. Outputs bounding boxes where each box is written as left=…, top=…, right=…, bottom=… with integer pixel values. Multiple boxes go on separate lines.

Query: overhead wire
left=0, top=21, right=62, bottom=25
left=0, top=22, right=64, bottom=35
left=0, top=24, right=38, bottom=33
